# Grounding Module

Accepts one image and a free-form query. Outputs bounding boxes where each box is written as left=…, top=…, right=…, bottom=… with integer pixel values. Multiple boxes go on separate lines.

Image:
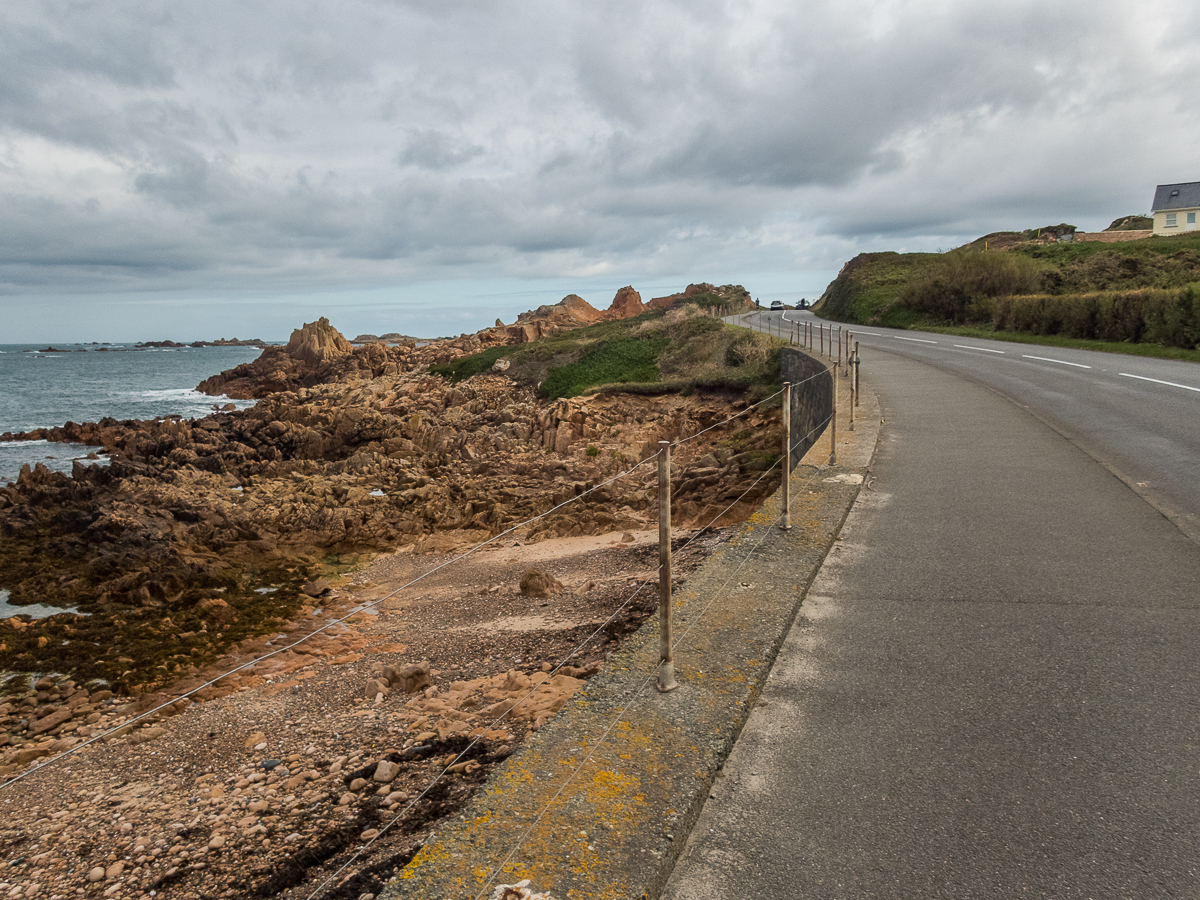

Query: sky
left=2, top=0, right=1198, bottom=342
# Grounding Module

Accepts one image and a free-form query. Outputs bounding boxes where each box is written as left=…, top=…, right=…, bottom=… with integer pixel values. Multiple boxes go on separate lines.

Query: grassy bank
left=819, top=232, right=1200, bottom=352
left=432, top=301, right=784, bottom=400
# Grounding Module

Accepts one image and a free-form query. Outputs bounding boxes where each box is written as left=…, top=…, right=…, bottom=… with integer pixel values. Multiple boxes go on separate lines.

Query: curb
left=382, top=371, right=881, bottom=900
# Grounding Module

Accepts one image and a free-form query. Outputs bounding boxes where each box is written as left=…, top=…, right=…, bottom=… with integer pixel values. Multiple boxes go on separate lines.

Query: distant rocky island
left=25, top=338, right=268, bottom=352
left=350, top=332, right=424, bottom=344
left=131, top=337, right=268, bottom=349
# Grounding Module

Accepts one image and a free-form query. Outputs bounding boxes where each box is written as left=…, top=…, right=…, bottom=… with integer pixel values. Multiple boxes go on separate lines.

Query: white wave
left=132, top=388, right=204, bottom=399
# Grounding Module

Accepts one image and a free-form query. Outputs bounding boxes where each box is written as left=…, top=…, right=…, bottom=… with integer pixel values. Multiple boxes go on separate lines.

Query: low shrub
left=901, top=251, right=1044, bottom=324
left=993, top=286, right=1199, bottom=348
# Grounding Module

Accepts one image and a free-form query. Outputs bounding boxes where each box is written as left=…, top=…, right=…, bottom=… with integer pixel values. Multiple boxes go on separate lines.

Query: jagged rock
left=286, top=318, right=354, bottom=367
left=608, top=285, right=644, bottom=318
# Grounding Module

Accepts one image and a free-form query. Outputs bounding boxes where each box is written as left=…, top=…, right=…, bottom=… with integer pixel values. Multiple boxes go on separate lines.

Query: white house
left=1151, top=182, right=1200, bottom=235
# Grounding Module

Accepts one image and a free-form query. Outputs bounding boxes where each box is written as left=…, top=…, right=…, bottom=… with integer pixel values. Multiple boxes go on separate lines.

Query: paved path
left=663, top=349, right=1200, bottom=899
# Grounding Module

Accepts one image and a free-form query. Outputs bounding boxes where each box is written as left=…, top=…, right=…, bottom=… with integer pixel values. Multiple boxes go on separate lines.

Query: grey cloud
left=396, top=130, right=486, bottom=170
left=1, top=0, right=1198, bottom=301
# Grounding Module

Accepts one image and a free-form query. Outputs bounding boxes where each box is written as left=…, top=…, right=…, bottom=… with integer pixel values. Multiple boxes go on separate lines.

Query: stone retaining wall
left=1072, top=230, right=1153, bottom=242
left=782, top=347, right=833, bottom=470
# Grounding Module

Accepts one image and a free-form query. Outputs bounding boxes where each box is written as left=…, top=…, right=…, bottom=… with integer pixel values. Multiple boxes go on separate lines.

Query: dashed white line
left=895, top=336, right=937, bottom=344
left=1119, top=373, right=1200, bottom=393
left=953, top=344, right=1005, bottom=354
left=1021, top=354, right=1091, bottom=369
left=851, top=331, right=883, bottom=336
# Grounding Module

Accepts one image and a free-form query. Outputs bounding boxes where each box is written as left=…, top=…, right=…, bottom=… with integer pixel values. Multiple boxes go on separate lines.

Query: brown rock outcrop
left=286, top=317, right=354, bottom=366
left=608, top=285, right=645, bottom=318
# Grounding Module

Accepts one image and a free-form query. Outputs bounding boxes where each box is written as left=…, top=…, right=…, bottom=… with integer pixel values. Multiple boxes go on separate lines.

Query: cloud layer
left=2, top=0, right=1198, bottom=309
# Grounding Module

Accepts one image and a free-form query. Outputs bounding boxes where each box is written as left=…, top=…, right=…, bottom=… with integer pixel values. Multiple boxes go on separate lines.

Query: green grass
left=431, top=301, right=785, bottom=399
left=817, top=232, right=1200, bottom=350
left=539, top=334, right=670, bottom=399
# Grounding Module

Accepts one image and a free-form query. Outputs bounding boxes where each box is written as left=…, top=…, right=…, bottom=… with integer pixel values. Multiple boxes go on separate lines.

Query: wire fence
left=307, top=410, right=835, bottom=900
left=467, top=414, right=836, bottom=900
left=0, top=329, right=851, bottom=900
left=0, top=384, right=788, bottom=794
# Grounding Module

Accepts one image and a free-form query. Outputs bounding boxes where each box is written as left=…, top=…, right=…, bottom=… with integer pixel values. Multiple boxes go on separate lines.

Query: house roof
left=1152, top=182, right=1200, bottom=212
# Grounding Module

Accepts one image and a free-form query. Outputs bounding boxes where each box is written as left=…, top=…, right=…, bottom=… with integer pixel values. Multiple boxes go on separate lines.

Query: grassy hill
left=431, top=297, right=784, bottom=400
left=818, top=231, right=1200, bottom=351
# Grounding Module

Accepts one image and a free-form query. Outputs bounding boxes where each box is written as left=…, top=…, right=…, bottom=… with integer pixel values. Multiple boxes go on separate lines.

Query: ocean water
left=0, top=343, right=266, bottom=485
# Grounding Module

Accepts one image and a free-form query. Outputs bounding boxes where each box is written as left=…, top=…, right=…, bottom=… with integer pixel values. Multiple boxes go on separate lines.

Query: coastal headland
left=0, top=283, right=789, bottom=897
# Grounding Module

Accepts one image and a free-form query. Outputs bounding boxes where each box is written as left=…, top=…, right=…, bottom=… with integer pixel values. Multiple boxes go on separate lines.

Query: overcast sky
left=2, top=0, right=1197, bottom=341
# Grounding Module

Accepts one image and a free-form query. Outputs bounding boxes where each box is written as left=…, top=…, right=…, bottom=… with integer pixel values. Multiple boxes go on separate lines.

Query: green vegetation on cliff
left=432, top=302, right=783, bottom=400
left=819, top=232, right=1200, bottom=350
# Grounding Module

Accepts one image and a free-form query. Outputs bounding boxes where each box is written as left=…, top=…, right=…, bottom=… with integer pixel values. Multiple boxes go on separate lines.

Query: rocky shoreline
left=0, top=527, right=728, bottom=899
left=0, top=283, right=781, bottom=894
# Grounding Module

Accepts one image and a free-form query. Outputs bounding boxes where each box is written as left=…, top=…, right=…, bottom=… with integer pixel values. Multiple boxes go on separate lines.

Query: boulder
left=519, top=569, right=563, bottom=598
left=385, top=662, right=432, bottom=694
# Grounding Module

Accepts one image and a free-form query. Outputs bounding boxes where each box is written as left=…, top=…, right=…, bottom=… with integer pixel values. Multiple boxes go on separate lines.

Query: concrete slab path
left=664, top=349, right=1200, bottom=899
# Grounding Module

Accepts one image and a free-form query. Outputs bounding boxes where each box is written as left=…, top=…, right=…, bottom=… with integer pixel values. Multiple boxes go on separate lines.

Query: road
left=663, top=316, right=1200, bottom=898
left=742, top=309, right=1200, bottom=544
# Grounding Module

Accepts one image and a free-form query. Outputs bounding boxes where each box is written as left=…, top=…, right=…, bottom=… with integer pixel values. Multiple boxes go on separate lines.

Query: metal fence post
left=657, top=440, right=678, bottom=693
left=854, top=341, right=860, bottom=407
left=781, top=382, right=792, bottom=530
left=848, top=362, right=855, bottom=431
left=829, top=367, right=838, bottom=466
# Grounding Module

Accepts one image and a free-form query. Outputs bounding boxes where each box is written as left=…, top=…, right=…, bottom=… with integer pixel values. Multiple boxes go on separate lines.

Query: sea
left=0, top=343, right=267, bottom=487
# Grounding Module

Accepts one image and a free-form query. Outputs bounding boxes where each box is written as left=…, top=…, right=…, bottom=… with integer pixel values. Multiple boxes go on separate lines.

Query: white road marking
left=851, top=331, right=883, bottom=336
left=1119, top=373, right=1200, bottom=393
left=953, top=344, right=1005, bottom=354
left=895, top=336, right=937, bottom=344
left=1021, top=354, right=1091, bottom=369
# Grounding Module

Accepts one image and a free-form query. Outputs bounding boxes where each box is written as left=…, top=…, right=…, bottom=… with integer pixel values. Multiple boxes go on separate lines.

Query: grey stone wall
left=781, top=347, right=832, bottom=470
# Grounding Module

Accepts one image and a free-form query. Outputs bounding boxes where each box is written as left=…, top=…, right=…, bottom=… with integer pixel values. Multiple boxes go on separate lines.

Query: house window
left=1166, top=213, right=1178, bottom=227
left=1189, top=213, right=1197, bottom=225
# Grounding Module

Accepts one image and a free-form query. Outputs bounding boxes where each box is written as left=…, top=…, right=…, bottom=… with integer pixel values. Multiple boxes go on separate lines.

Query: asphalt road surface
left=663, top=325, right=1200, bottom=898
left=746, top=309, right=1200, bottom=544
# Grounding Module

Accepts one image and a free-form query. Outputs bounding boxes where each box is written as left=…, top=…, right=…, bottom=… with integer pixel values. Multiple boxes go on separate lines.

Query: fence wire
left=0, top=355, right=841, bottom=900
left=471, top=426, right=838, bottom=900
left=0, top=385, right=790, bottom=792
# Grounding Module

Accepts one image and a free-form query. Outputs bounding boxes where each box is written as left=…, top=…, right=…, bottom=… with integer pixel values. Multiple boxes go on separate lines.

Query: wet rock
left=302, top=579, right=331, bottom=598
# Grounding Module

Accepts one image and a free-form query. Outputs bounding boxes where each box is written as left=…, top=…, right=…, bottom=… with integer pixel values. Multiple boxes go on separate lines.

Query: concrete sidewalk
left=662, top=349, right=1200, bottom=899
left=382, top=368, right=878, bottom=900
